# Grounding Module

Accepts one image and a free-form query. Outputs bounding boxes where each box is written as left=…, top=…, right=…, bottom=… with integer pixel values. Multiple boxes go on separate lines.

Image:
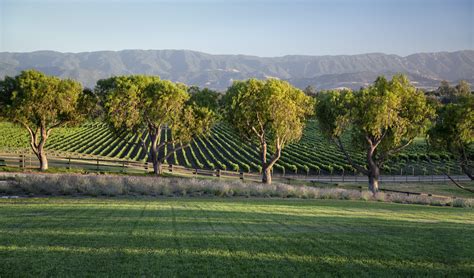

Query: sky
left=0, top=0, right=472, bottom=56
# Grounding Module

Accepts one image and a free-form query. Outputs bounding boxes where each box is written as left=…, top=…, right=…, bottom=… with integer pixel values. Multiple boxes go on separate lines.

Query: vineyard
left=0, top=120, right=466, bottom=175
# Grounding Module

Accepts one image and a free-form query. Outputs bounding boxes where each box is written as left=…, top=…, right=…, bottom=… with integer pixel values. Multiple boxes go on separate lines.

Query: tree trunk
left=262, top=166, right=272, bottom=184
left=368, top=172, right=379, bottom=194
left=367, top=146, right=380, bottom=194
left=260, top=142, right=269, bottom=183
left=260, top=140, right=282, bottom=185
left=37, top=127, right=49, bottom=171
left=153, top=161, right=162, bottom=175
left=38, top=150, right=48, bottom=171
left=150, top=132, right=160, bottom=175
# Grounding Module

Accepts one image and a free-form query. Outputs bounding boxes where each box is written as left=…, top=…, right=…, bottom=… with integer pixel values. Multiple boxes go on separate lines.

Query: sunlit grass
left=0, top=198, right=473, bottom=276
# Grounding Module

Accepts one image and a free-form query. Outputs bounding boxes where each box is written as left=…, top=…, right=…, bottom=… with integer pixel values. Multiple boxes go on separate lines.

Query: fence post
left=122, top=161, right=126, bottom=173
left=217, top=169, right=221, bottom=178
left=239, top=172, right=244, bottom=180
left=19, top=154, right=24, bottom=169
left=168, top=164, right=173, bottom=172
left=67, top=157, right=71, bottom=170
left=145, top=162, right=148, bottom=173
left=342, top=169, right=345, bottom=182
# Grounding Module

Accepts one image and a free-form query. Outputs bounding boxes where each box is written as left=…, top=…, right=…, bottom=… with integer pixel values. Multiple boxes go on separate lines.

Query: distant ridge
left=1, top=49, right=473, bottom=90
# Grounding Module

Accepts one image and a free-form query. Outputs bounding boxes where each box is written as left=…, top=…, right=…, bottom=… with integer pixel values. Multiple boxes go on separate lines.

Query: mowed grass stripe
left=0, top=198, right=473, bottom=276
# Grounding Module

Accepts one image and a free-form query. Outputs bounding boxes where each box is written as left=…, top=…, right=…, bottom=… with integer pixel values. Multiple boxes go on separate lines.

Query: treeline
left=0, top=70, right=472, bottom=193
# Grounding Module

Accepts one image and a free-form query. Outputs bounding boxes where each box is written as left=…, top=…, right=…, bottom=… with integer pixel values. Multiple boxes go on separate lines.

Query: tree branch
left=256, top=112, right=265, bottom=135
left=378, top=139, right=414, bottom=166
left=459, top=144, right=474, bottom=180
left=373, top=129, right=388, bottom=149
left=334, top=137, right=368, bottom=175
left=425, top=152, right=474, bottom=193
left=138, top=131, right=148, bottom=155
left=266, top=138, right=282, bottom=170
left=161, top=143, right=190, bottom=163
left=19, top=121, right=39, bottom=156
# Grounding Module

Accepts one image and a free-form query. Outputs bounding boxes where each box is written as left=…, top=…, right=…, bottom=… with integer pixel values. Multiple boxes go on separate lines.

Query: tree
left=437, top=80, right=471, bottom=103
left=303, top=85, right=318, bottom=97
left=97, top=75, right=215, bottom=175
left=437, top=80, right=454, bottom=98
left=455, top=80, right=472, bottom=96
left=428, top=94, right=474, bottom=180
left=225, top=79, right=315, bottom=184
left=0, top=70, right=90, bottom=170
left=316, top=74, right=434, bottom=194
left=188, top=86, right=221, bottom=112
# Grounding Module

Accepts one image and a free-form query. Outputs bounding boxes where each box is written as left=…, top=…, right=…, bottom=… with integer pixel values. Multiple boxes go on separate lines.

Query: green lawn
left=0, top=198, right=473, bottom=277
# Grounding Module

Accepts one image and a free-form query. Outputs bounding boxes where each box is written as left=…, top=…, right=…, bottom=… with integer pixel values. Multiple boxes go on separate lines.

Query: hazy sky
left=0, top=0, right=472, bottom=56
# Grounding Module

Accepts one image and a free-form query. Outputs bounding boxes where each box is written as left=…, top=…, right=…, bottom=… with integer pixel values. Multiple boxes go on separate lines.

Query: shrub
left=374, top=192, right=386, bottom=202
left=241, top=164, right=251, bottom=173
left=231, top=163, right=239, bottom=172
left=2, top=173, right=473, bottom=208
left=303, top=165, right=310, bottom=175
left=288, top=165, right=298, bottom=174
left=453, top=198, right=473, bottom=208
left=359, top=191, right=372, bottom=201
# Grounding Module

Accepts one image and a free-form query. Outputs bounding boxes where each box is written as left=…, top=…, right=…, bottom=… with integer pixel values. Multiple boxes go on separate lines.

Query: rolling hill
left=1, top=49, right=473, bottom=90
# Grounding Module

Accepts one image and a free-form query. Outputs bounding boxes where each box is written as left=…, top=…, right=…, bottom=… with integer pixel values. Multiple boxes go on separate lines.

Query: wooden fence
left=0, top=153, right=470, bottom=184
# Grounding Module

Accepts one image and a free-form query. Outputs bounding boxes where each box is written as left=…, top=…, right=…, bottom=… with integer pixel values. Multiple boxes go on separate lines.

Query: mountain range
left=1, top=49, right=473, bottom=91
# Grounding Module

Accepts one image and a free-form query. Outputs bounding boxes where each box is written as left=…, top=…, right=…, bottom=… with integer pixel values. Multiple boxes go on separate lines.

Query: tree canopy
left=428, top=94, right=474, bottom=180
left=98, top=75, right=215, bottom=174
left=0, top=69, right=90, bottom=170
left=316, top=74, right=435, bottom=193
left=188, top=86, right=221, bottom=112
left=435, top=80, right=472, bottom=104
left=225, top=78, right=315, bottom=184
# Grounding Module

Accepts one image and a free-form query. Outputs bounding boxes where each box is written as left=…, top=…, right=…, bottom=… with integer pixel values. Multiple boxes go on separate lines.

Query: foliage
left=435, top=80, right=472, bottom=104
left=316, top=74, right=435, bottom=192
left=188, top=86, right=221, bottom=112
left=98, top=75, right=215, bottom=174
left=428, top=94, right=474, bottom=179
left=0, top=70, right=89, bottom=170
left=303, top=85, right=318, bottom=97
left=225, top=78, right=315, bottom=183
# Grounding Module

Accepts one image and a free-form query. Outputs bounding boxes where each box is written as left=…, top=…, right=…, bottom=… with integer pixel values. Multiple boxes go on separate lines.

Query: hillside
left=1, top=50, right=473, bottom=90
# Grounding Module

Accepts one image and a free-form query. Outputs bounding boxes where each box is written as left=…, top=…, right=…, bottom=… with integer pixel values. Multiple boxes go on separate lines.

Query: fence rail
left=0, top=153, right=470, bottom=183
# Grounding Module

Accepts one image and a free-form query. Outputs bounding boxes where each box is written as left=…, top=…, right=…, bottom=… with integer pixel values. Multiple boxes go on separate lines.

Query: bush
left=241, top=164, right=250, bottom=173
left=453, top=198, right=473, bottom=208
left=288, top=165, right=298, bottom=174
left=230, top=163, right=239, bottom=172
left=303, top=165, right=310, bottom=175
left=1, top=173, right=473, bottom=208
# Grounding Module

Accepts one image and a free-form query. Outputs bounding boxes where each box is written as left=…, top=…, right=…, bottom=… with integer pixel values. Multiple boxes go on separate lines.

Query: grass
left=380, top=182, right=474, bottom=198
left=0, top=197, right=473, bottom=277
left=329, top=181, right=474, bottom=198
